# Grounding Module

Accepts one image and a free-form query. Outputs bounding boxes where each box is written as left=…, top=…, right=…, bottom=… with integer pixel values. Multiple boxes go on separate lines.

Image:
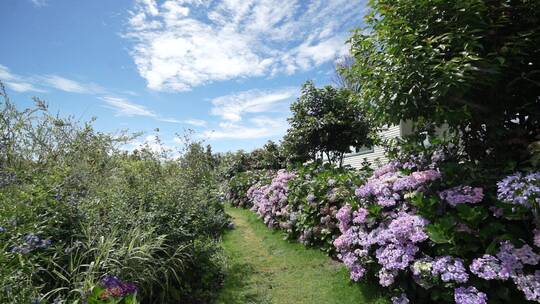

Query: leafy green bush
left=285, top=164, right=368, bottom=254
left=0, top=88, right=229, bottom=303
left=225, top=170, right=273, bottom=208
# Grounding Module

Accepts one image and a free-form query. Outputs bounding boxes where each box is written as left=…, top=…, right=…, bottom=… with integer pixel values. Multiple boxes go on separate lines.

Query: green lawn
left=217, top=206, right=388, bottom=304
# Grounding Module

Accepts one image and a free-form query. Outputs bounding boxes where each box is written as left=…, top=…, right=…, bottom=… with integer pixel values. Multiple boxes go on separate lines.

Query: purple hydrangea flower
left=352, top=208, right=368, bottom=224
left=378, top=268, right=397, bottom=287
left=432, top=256, right=469, bottom=283
left=497, top=172, right=540, bottom=208
left=439, top=186, right=484, bottom=206
left=454, top=286, right=488, bottom=304
left=391, top=293, right=409, bottom=304
left=514, top=271, right=540, bottom=302
left=470, top=254, right=506, bottom=280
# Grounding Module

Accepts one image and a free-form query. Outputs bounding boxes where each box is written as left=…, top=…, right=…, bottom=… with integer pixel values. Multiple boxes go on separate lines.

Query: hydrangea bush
left=334, top=149, right=540, bottom=303
left=232, top=146, right=540, bottom=303
left=226, top=170, right=273, bottom=208
left=284, top=164, right=366, bottom=254
left=250, top=169, right=296, bottom=229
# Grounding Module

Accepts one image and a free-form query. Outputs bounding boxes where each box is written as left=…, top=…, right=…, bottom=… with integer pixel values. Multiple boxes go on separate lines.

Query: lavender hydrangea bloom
left=352, top=208, right=368, bottom=224
left=391, top=293, right=410, bottom=304
left=376, top=243, right=419, bottom=270
left=454, top=286, right=488, bottom=304
left=514, top=271, right=540, bottom=302
left=336, top=204, right=352, bottom=233
left=378, top=268, right=397, bottom=287
left=439, top=186, right=484, bottom=206
left=432, top=256, right=469, bottom=283
left=378, top=212, right=429, bottom=244
left=250, top=170, right=295, bottom=228
left=470, top=254, right=506, bottom=280
left=497, top=172, right=540, bottom=208
left=349, top=265, right=366, bottom=282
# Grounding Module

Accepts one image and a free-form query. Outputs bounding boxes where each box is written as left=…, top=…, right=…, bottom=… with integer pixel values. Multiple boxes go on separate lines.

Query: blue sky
left=0, top=0, right=366, bottom=153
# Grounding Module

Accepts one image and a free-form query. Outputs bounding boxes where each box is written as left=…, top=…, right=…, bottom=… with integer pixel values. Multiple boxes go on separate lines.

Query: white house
left=342, top=121, right=414, bottom=169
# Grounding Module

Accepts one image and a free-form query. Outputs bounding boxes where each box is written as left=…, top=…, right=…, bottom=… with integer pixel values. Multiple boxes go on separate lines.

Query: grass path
left=217, top=206, right=387, bottom=304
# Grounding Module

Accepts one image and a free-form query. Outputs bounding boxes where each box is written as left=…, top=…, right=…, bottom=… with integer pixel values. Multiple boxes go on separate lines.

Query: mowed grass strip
left=217, top=206, right=388, bottom=304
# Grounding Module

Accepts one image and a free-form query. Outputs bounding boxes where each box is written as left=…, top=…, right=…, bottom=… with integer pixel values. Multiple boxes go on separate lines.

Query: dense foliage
left=347, top=0, right=540, bottom=166
left=0, top=89, right=229, bottom=303
left=282, top=81, right=371, bottom=166
left=231, top=146, right=540, bottom=303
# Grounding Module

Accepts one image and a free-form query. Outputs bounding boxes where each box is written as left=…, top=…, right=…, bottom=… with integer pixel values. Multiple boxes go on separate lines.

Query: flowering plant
left=284, top=163, right=364, bottom=254
left=334, top=147, right=540, bottom=303
left=88, top=276, right=138, bottom=304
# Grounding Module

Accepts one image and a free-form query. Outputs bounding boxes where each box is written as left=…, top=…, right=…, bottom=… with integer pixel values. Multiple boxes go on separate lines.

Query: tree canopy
left=283, top=81, right=371, bottom=166
left=346, top=0, right=540, bottom=166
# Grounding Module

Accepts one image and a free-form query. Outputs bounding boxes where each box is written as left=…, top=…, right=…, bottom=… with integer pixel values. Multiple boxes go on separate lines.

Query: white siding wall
left=342, top=122, right=410, bottom=169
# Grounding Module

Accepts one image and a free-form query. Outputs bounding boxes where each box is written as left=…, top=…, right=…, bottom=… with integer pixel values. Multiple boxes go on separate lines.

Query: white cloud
left=202, top=87, right=295, bottom=140
left=0, top=65, right=45, bottom=93
left=202, top=116, right=288, bottom=139
left=40, top=75, right=105, bottom=94
left=0, top=64, right=108, bottom=95
left=100, top=96, right=157, bottom=117
left=125, top=0, right=365, bottom=91
left=210, top=87, right=297, bottom=122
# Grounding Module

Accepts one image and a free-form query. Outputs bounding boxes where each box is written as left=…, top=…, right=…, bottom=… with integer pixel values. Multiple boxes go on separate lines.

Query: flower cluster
left=99, top=276, right=137, bottom=300
left=439, top=186, right=484, bottom=207
left=469, top=241, right=540, bottom=299
left=356, top=160, right=440, bottom=207
left=432, top=256, right=469, bottom=283
left=232, top=157, right=540, bottom=303
left=454, top=286, right=487, bottom=304
left=497, top=172, right=540, bottom=209
left=250, top=170, right=296, bottom=228
left=10, top=233, right=52, bottom=254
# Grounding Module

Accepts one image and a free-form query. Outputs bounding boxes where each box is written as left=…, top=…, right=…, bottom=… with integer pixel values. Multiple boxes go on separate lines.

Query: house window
left=345, top=145, right=374, bottom=157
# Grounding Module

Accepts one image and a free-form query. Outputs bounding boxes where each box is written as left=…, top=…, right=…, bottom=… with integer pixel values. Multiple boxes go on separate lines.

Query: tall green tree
left=283, top=81, right=371, bottom=166
left=347, top=0, right=540, bottom=167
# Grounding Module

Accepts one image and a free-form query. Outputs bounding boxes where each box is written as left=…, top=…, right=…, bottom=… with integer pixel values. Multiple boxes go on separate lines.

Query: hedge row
left=226, top=147, right=540, bottom=304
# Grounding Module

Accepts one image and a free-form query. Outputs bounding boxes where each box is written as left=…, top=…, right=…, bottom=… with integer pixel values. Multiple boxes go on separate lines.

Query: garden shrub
left=285, top=163, right=368, bottom=255
left=0, top=93, right=229, bottom=303
left=225, top=170, right=273, bottom=208
left=334, top=145, right=540, bottom=303
left=249, top=169, right=296, bottom=229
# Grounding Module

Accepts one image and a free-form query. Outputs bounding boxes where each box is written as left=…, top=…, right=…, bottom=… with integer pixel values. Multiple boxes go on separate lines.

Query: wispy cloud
left=30, top=0, right=47, bottom=8
left=39, top=75, right=105, bottom=94
left=0, top=65, right=46, bottom=93
left=202, top=117, right=288, bottom=140
left=0, top=64, right=108, bottom=95
left=125, top=0, right=365, bottom=91
left=210, top=87, right=297, bottom=122
left=100, top=96, right=157, bottom=117
left=202, top=87, right=296, bottom=140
